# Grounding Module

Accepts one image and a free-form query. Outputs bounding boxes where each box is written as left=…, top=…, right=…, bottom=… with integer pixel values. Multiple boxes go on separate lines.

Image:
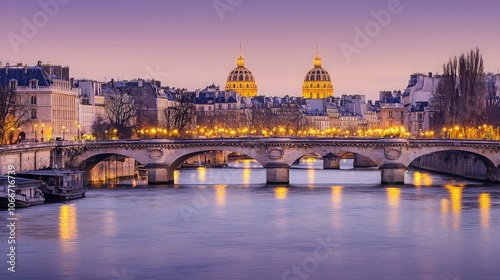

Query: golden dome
left=225, top=44, right=258, bottom=97
left=302, top=44, right=334, bottom=99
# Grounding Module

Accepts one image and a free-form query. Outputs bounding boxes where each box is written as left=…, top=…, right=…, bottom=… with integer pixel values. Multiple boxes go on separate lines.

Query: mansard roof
left=0, top=66, right=52, bottom=87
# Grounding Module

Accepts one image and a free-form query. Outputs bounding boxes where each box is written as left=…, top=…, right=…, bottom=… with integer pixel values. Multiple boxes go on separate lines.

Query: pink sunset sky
left=1, top=0, right=499, bottom=100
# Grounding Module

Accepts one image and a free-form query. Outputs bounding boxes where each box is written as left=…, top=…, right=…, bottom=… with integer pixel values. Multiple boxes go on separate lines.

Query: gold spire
left=237, top=43, right=245, bottom=67
left=314, top=42, right=322, bottom=68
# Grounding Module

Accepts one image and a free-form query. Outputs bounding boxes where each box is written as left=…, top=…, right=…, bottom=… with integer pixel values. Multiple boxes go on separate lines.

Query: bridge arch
left=164, top=146, right=267, bottom=170
left=403, top=146, right=499, bottom=170
left=70, top=148, right=151, bottom=170
left=284, top=146, right=385, bottom=168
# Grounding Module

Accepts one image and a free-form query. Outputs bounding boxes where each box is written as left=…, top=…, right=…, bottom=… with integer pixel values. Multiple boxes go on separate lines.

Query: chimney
left=24, top=64, right=28, bottom=74
left=37, top=60, right=42, bottom=67
left=5, top=63, right=9, bottom=74
left=428, top=72, right=433, bottom=78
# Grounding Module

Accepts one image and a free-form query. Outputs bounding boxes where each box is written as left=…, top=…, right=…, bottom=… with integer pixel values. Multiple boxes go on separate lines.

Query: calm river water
left=1, top=159, right=500, bottom=280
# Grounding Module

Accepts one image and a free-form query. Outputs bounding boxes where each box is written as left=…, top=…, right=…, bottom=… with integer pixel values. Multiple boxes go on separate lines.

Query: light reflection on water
left=274, top=187, right=288, bottom=200
left=479, top=192, right=491, bottom=230
left=2, top=159, right=500, bottom=280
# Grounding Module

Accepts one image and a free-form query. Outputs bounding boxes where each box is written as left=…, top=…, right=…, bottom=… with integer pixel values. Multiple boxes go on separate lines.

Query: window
left=30, top=80, right=38, bottom=89
left=31, top=96, right=37, bottom=105
left=31, top=109, right=37, bottom=119
left=10, top=80, right=17, bottom=89
left=417, top=113, right=423, bottom=121
left=389, top=111, right=393, bottom=118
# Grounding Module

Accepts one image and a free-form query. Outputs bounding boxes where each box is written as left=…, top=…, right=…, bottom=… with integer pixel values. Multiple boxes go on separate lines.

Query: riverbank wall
left=410, top=151, right=488, bottom=181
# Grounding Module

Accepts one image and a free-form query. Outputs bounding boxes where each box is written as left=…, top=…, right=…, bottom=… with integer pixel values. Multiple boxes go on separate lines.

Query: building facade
left=0, top=62, right=79, bottom=142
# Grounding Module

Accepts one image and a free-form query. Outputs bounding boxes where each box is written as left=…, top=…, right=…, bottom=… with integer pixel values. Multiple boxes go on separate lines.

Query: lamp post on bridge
left=41, top=123, right=44, bottom=142
left=34, top=124, right=38, bottom=142
left=62, top=125, right=66, bottom=141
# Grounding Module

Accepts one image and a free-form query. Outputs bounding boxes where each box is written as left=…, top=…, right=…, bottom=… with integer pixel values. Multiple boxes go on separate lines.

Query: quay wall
left=410, top=151, right=488, bottom=181
left=86, top=157, right=136, bottom=184
left=0, top=150, right=52, bottom=175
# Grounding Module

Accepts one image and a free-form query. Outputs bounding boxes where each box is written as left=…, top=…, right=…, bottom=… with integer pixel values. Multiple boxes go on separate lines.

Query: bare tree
left=457, top=48, right=486, bottom=126
left=429, top=48, right=487, bottom=129
left=247, top=105, right=306, bottom=135
left=428, top=81, right=447, bottom=132
left=0, top=86, right=31, bottom=145
left=485, top=82, right=500, bottom=127
left=275, top=105, right=306, bottom=135
left=163, top=95, right=195, bottom=137
left=105, top=89, right=136, bottom=138
left=91, top=116, right=113, bottom=140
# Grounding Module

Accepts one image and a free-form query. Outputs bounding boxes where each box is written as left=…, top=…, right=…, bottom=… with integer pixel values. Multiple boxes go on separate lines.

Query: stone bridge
left=58, top=138, right=500, bottom=184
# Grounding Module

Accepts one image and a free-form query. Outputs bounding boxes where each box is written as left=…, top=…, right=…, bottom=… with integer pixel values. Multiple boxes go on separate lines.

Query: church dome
left=302, top=45, right=334, bottom=99
left=225, top=45, right=258, bottom=97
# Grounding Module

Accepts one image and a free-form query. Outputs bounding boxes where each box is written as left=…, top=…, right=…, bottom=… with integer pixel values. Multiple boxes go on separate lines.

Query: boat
left=0, top=177, right=45, bottom=207
left=134, top=165, right=148, bottom=180
left=180, top=161, right=205, bottom=169
left=15, top=170, right=86, bottom=202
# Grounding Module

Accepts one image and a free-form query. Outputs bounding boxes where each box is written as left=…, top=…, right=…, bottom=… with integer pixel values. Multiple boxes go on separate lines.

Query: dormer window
left=9, top=80, right=17, bottom=89
left=30, top=80, right=38, bottom=89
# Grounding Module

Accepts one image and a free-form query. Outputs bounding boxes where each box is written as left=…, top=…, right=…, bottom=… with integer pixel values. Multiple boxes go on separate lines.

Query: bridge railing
left=0, top=142, right=56, bottom=151
left=49, top=137, right=500, bottom=147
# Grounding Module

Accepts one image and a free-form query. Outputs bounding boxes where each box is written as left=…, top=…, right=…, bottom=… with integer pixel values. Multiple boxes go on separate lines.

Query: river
left=1, top=159, right=500, bottom=280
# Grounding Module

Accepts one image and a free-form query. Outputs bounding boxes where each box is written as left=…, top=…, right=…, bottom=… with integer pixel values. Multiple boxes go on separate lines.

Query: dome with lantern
left=225, top=45, right=258, bottom=97
left=302, top=44, right=334, bottom=99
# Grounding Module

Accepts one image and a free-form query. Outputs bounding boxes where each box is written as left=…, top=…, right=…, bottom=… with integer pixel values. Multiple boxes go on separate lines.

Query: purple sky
left=2, top=0, right=500, bottom=100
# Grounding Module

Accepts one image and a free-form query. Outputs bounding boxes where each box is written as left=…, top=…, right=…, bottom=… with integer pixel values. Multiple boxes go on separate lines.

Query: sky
left=1, top=0, right=500, bottom=100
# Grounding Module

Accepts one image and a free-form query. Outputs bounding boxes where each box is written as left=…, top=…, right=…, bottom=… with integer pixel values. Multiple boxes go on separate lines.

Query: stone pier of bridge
left=487, top=166, right=500, bottom=182
left=380, top=163, right=406, bottom=185
left=265, top=163, right=290, bottom=184
left=146, top=164, right=174, bottom=184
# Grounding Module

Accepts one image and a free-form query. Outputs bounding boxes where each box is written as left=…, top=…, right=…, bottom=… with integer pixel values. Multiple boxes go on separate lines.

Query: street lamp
left=62, top=125, right=66, bottom=141
left=77, top=124, right=81, bottom=141
left=34, top=124, right=38, bottom=142
left=41, top=124, right=44, bottom=142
